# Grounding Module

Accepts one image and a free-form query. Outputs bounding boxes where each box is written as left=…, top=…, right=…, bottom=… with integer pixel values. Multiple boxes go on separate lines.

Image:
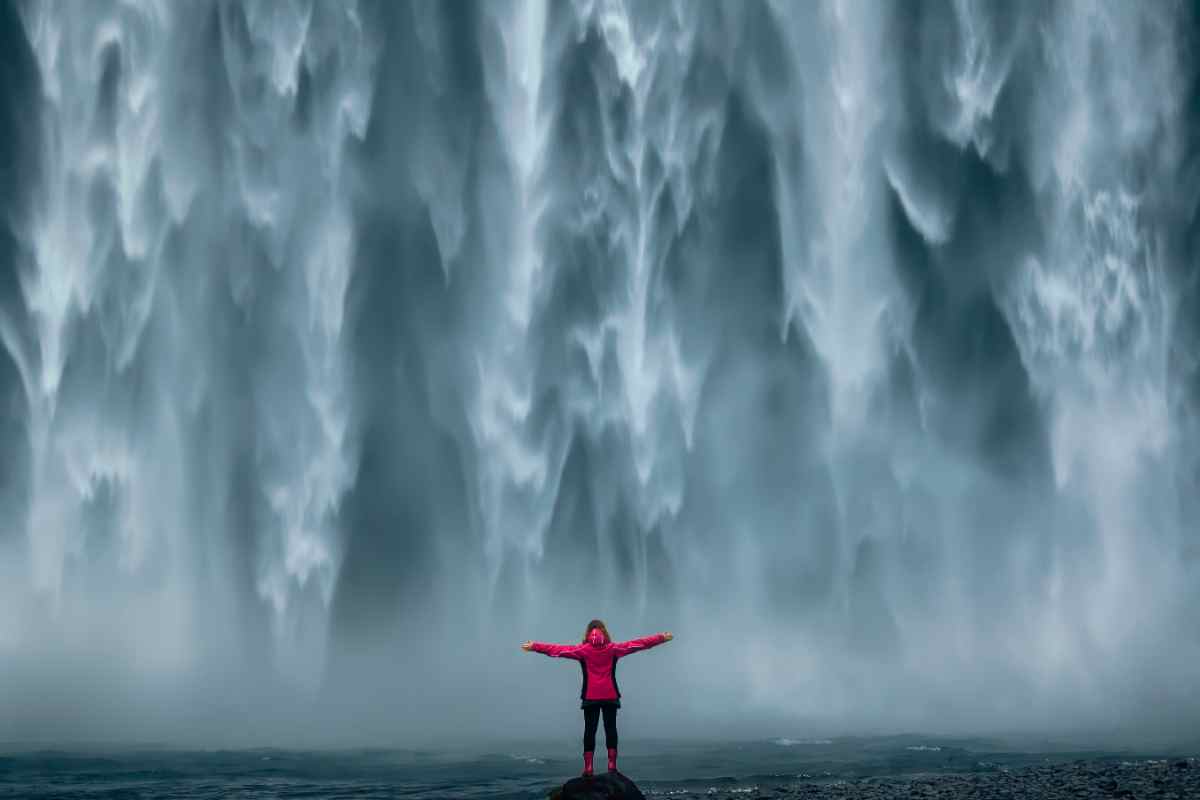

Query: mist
left=0, top=0, right=1198, bottom=750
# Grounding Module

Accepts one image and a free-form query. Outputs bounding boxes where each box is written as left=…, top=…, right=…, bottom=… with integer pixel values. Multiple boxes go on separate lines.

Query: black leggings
left=582, top=704, right=618, bottom=751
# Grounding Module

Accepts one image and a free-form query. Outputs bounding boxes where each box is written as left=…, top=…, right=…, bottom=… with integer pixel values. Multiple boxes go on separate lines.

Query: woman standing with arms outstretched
left=523, top=620, right=673, bottom=776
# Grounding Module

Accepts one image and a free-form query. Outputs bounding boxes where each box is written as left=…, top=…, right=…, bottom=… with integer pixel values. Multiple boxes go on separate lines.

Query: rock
left=548, top=771, right=646, bottom=800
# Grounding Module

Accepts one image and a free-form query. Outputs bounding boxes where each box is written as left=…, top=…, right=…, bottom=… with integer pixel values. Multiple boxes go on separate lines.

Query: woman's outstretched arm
left=522, top=640, right=585, bottom=659
left=610, top=631, right=672, bottom=657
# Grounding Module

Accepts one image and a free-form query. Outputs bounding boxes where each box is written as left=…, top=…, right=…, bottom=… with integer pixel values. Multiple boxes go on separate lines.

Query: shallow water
left=0, top=736, right=1184, bottom=799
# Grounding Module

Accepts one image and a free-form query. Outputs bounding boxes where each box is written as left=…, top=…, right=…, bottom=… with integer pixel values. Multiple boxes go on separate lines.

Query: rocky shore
left=637, top=756, right=1200, bottom=799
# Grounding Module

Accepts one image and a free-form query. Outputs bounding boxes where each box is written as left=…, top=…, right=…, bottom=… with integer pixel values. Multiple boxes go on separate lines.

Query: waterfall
left=0, top=0, right=1197, bottom=746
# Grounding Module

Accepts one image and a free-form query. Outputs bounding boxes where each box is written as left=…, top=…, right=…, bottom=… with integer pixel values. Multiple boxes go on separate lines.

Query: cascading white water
left=0, top=0, right=1197, bottom=746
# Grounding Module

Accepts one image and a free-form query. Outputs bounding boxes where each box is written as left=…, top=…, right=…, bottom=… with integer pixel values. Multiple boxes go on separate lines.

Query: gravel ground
left=643, top=757, right=1200, bottom=799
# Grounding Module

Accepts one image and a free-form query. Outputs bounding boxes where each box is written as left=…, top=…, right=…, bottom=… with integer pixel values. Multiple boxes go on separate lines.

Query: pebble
left=641, top=756, right=1200, bottom=800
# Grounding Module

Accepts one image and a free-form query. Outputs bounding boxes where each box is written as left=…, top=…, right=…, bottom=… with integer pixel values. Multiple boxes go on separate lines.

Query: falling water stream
left=0, top=0, right=1197, bottom=747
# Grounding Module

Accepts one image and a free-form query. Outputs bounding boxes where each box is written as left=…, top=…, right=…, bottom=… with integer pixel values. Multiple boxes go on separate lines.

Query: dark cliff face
left=1, top=0, right=1199, bottom=745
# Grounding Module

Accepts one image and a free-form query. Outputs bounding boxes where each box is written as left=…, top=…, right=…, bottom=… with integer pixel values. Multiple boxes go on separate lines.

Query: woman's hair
left=582, top=619, right=611, bottom=643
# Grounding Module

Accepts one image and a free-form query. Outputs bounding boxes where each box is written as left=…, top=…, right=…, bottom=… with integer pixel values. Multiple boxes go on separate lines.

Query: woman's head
left=582, top=619, right=611, bottom=645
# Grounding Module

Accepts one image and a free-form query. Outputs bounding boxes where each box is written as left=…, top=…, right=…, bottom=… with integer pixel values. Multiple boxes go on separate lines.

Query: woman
left=523, top=619, right=673, bottom=776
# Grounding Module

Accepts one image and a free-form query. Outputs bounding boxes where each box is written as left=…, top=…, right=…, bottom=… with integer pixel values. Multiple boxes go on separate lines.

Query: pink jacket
left=530, top=632, right=668, bottom=702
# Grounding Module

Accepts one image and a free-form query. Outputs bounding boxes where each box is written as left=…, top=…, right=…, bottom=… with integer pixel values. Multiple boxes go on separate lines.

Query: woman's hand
left=521, top=640, right=533, bottom=651
left=662, top=632, right=673, bottom=642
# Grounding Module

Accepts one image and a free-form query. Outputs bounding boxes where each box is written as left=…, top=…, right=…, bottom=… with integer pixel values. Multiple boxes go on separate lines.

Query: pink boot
left=607, top=747, right=618, bottom=773
left=582, top=751, right=594, bottom=777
